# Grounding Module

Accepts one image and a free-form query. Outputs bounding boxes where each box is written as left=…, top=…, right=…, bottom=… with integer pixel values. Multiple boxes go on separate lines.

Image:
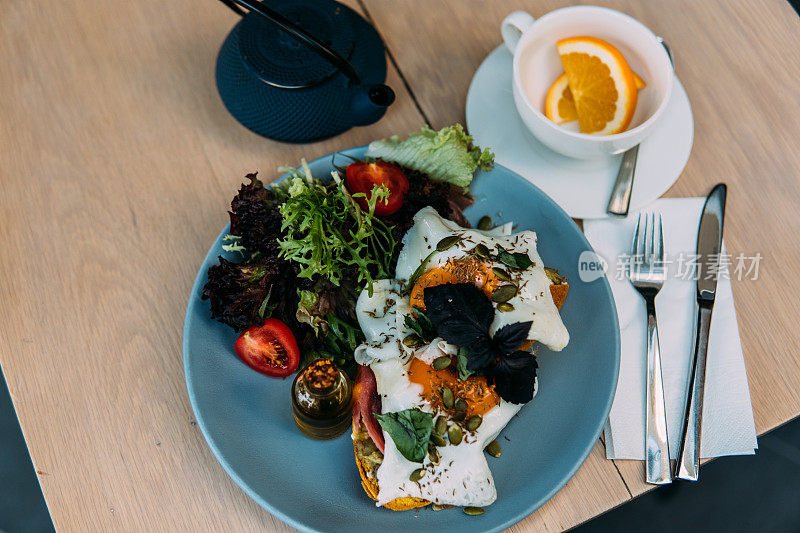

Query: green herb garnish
left=497, top=247, right=533, bottom=270
left=456, top=346, right=474, bottom=380
left=375, top=408, right=434, bottom=463
left=404, top=307, right=437, bottom=344
left=324, top=313, right=365, bottom=357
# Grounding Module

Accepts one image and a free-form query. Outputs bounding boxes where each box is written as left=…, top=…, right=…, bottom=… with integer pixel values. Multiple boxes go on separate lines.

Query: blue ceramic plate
left=183, top=147, right=620, bottom=532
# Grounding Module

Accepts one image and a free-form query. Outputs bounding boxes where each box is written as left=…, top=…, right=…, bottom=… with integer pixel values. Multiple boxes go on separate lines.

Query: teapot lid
left=238, top=0, right=355, bottom=89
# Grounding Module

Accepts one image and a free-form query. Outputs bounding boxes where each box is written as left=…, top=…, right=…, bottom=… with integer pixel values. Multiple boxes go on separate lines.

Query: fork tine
left=656, top=213, right=664, bottom=263
left=643, top=213, right=650, bottom=262
left=648, top=213, right=655, bottom=263
left=631, top=213, right=642, bottom=260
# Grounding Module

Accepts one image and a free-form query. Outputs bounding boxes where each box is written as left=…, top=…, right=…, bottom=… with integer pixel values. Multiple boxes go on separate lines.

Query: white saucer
left=466, top=46, right=694, bottom=219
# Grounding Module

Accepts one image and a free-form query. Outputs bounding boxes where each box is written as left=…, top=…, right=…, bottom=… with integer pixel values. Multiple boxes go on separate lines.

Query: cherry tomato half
left=234, top=319, right=300, bottom=377
left=345, top=161, right=409, bottom=216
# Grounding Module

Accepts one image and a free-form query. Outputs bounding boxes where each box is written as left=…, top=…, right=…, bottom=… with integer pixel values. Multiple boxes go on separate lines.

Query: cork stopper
left=304, top=358, right=338, bottom=394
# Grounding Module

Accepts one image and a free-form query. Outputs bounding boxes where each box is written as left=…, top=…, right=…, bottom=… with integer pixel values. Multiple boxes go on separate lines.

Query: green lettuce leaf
left=375, top=408, right=433, bottom=463
left=367, top=124, right=494, bottom=190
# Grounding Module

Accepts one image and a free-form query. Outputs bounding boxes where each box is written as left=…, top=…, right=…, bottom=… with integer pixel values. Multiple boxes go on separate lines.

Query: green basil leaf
left=404, top=307, right=437, bottom=343
left=375, top=409, right=434, bottom=463
left=457, top=346, right=475, bottom=380
left=414, top=308, right=434, bottom=333
left=404, top=314, right=423, bottom=338
left=498, top=248, right=533, bottom=270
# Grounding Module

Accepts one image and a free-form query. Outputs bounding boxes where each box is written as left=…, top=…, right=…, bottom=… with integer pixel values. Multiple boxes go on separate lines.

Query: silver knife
left=674, top=183, right=727, bottom=480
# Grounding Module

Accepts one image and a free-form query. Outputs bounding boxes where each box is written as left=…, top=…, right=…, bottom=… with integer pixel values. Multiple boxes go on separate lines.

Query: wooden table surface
left=2, top=0, right=799, bottom=530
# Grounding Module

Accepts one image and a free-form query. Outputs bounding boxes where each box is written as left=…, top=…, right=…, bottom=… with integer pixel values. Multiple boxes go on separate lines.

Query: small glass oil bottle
left=291, top=358, right=354, bottom=440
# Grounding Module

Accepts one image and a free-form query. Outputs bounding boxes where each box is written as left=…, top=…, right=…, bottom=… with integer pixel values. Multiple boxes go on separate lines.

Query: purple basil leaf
left=492, top=321, right=532, bottom=354
left=423, top=283, right=493, bottom=344
left=489, top=350, right=538, bottom=404
left=466, top=337, right=497, bottom=371
left=436, top=317, right=489, bottom=347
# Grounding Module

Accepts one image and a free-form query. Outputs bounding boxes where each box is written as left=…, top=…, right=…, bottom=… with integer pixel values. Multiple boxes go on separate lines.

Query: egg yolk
left=409, top=257, right=501, bottom=311
left=407, top=357, right=500, bottom=417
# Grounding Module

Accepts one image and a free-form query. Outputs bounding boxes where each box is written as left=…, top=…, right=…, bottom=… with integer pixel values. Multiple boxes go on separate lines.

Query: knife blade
left=674, top=183, right=727, bottom=480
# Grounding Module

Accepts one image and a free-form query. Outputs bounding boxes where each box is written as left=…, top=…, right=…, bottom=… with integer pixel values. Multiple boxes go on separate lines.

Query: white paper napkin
left=583, top=198, right=757, bottom=460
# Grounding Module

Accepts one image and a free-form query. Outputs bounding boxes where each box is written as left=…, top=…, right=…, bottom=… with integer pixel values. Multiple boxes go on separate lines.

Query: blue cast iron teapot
left=215, top=0, right=395, bottom=143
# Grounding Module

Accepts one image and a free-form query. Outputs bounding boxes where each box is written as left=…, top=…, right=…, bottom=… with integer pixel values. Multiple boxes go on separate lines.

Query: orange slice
left=545, top=69, right=646, bottom=124
left=544, top=73, right=578, bottom=124
left=556, top=36, right=638, bottom=135
left=633, top=71, right=647, bottom=90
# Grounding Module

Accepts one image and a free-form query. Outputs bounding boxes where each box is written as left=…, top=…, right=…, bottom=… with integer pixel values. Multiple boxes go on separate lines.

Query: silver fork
left=628, top=213, right=672, bottom=485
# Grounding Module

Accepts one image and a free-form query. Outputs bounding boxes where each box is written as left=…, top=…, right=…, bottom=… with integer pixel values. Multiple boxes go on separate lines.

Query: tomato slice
left=234, top=319, right=300, bottom=377
left=345, top=161, right=409, bottom=216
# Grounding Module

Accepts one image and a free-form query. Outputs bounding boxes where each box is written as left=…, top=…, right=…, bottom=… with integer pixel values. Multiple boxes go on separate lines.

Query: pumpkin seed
left=441, top=387, right=454, bottom=409
left=485, top=440, right=502, bottom=457
left=491, top=267, right=511, bottom=281
left=544, top=266, right=566, bottom=285
left=431, top=503, right=449, bottom=511
left=403, top=334, right=422, bottom=347
left=434, top=415, right=447, bottom=436
left=477, top=216, right=492, bottom=230
left=452, top=410, right=466, bottom=422
left=496, top=302, right=515, bottom=312
left=474, top=243, right=490, bottom=258
left=454, top=398, right=468, bottom=412
left=464, top=506, right=485, bottom=516
left=409, top=468, right=426, bottom=482
left=466, top=415, right=483, bottom=431
left=448, top=424, right=463, bottom=445
left=430, top=433, right=447, bottom=447
left=427, top=443, right=441, bottom=465
left=491, top=284, right=517, bottom=303
left=436, top=235, right=460, bottom=252
left=432, top=356, right=451, bottom=370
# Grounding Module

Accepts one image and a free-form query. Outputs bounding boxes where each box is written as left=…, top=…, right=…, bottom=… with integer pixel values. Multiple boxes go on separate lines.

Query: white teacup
left=501, top=6, right=674, bottom=159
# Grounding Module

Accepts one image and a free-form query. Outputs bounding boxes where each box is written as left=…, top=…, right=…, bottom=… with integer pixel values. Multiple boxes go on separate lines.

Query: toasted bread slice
left=353, top=420, right=430, bottom=510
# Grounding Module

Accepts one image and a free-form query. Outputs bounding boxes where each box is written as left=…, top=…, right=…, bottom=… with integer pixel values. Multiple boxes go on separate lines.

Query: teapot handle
left=219, top=0, right=363, bottom=85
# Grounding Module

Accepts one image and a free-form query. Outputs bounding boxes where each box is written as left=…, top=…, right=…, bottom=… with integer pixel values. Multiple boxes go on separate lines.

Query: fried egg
left=396, top=207, right=568, bottom=351
left=353, top=208, right=567, bottom=507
